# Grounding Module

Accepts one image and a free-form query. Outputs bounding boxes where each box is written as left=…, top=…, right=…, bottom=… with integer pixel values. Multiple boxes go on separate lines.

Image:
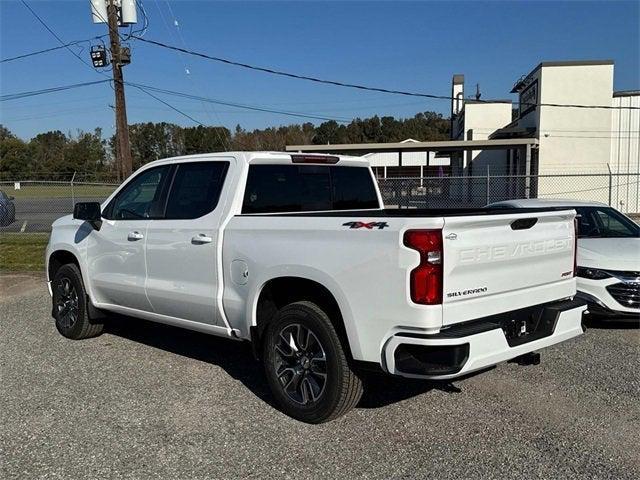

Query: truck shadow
left=583, top=315, right=639, bottom=330
left=103, top=315, right=467, bottom=411
left=104, top=314, right=274, bottom=405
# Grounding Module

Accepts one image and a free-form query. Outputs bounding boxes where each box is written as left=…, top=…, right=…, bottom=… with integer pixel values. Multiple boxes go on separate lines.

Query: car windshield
left=0, top=191, right=7, bottom=200
left=575, top=206, right=640, bottom=238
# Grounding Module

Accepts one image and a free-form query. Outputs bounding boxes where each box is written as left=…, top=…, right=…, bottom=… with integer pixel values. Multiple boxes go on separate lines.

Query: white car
left=488, top=199, right=639, bottom=320
left=46, top=153, right=586, bottom=423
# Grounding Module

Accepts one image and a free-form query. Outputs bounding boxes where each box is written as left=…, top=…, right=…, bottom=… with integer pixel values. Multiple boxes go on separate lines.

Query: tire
left=52, top=263, right=103, bottom=340
left=262, top=301, right=363, bottom=423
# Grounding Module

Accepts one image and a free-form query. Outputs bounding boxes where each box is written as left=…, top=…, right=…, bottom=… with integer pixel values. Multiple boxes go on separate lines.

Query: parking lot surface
left=0, top=197, right=106, bottom=233
left=2, top=278, right=639, bottom=479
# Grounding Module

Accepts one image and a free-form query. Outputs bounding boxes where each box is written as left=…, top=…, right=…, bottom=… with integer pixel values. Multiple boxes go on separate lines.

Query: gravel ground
left=1, top=280, right=639, bottom=479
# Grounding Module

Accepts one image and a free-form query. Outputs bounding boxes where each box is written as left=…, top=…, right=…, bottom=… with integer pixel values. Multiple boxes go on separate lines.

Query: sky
left=1, top=0, right=639, bottom=140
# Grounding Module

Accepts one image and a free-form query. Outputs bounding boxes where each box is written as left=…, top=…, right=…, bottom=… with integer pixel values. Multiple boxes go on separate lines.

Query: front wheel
left=52, top=264, right=103, bottom=340
left=263, top=301, right=363, bottom=423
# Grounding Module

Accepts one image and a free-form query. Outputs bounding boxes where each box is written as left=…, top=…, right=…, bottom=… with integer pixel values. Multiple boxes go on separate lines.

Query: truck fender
left=245, top=265, right=364, bottom=361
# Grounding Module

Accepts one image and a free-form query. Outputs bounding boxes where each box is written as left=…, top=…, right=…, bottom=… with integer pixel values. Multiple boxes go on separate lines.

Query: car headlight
left=577, top=267, right=611, bottom=280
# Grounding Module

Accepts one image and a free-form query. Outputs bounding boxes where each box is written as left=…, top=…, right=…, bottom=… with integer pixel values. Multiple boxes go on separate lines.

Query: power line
left=0, top=80, right=112, bottom=101
left=132, top=36, right=459, bottom=101
left=6, top=78, right=638, bottom=132
left=1, top=37, right=107, bottom=63
left=20, top=0, right=99, bottom=71
left=128, top=84, right=204, bottom=126
left=132, top=36, right=640, bottom=111
left=0, top=79, right=350, bottom=123
left=125, top=82, right=352, bottom=122
left=7, top=9, right=640, bottom=112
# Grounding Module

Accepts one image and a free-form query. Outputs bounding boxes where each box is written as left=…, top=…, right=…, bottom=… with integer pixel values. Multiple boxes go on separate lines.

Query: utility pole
left=106, top=0, right=132, bottom=180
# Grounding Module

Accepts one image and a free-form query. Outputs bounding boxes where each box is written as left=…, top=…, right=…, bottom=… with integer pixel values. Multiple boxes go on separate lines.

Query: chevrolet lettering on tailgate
left=458, top=238, right=571, bottom=264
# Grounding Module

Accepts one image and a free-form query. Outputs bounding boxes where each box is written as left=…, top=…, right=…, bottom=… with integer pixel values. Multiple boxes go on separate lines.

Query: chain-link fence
left=0, top=173, right=638, bottom=235
left=378, top=173, right=640, bottom=213
left=0, top=180, right=119, bottom=233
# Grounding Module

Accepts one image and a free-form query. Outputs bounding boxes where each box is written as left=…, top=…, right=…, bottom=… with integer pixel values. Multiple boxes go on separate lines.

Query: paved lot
left=0, top=197, right=106, bottom=233
left=1, top=278, right=639, bottom=479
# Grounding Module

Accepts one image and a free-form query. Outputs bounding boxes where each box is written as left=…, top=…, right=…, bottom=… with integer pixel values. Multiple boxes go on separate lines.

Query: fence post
left=607, top=164, right=612, bottom=206
left=70, top=171, right=76, bottom=208
left=486, top=165, right=490, bottom=205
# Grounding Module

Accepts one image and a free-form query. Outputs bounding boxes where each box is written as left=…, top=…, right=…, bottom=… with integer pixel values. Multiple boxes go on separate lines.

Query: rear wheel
left=52, top=264, right=103, bottom=339
left=263, top=301, right=363, bottom=423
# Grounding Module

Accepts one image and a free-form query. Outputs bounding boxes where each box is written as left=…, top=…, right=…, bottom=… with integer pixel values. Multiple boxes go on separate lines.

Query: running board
left=92, top=302, right=241, bottom=340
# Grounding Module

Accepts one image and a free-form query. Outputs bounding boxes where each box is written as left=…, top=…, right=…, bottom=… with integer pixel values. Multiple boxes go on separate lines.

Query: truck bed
left=240, top=206, right=572, bottom=217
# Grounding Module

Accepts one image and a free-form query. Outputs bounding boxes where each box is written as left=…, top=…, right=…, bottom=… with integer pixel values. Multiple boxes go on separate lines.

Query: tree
left=29, top=130, right=68, bottom=175
left=0, top=124, right=16, bottom=142
left=63, top=129, right=108, bottom=178
left=0, top=136, right=30, bottom=178
left=183, top=125, right=230, bottom=155
left=313, top=120, right=345, bottom=145
left=1, top=109, right=451, bottom=179
left=127, top=122, right=184, bottom=169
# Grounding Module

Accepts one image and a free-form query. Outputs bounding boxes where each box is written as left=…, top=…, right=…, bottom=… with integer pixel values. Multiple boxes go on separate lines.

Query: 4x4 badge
left=343, top=221, right=389, bottom=230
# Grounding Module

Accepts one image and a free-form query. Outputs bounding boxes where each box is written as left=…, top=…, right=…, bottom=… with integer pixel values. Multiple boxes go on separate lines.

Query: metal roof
left=286, top=138, right=538, bottom=154
left=465, top=99, right=512, bottom=105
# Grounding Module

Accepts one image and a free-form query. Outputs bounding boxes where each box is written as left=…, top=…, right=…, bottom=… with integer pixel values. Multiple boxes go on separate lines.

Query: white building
left=452, top=60, right=639, bottom=211
left=508, top=60, right=614, bottom=175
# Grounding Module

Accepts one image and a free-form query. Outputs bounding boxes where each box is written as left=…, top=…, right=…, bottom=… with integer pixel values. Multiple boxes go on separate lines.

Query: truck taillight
left=403, top=229, right=443, bottom=305
left=573, top=217, right=578, bottom=277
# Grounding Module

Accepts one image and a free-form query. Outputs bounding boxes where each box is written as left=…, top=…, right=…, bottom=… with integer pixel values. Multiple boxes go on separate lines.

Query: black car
left=0, top=190, right=16, bottom=226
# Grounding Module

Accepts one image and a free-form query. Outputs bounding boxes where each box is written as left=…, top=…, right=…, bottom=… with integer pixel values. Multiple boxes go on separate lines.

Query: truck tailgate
left=441, top=209, right=576, bottom=326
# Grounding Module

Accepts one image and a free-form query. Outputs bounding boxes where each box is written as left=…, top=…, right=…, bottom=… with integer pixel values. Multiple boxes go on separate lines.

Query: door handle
left=128, top=231, right=144, bottom=241
left=191, top=233, right=213, bottom=244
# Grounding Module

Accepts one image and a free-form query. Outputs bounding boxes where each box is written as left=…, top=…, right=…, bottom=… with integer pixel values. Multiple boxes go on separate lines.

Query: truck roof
left=142, top=151, right=370, bottom=168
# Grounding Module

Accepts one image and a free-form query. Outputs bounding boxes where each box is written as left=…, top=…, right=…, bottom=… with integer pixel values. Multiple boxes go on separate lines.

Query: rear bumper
left=382, top=299, right=586, bottom=380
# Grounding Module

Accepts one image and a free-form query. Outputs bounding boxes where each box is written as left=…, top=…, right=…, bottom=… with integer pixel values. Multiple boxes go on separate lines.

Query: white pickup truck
left=46, top=152, right=586, bottom=423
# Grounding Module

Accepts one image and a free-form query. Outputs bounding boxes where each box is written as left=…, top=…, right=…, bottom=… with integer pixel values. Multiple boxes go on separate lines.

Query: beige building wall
left=463, top=101, right=513, bottom=175
left=536, top=63, right=614, bottom=176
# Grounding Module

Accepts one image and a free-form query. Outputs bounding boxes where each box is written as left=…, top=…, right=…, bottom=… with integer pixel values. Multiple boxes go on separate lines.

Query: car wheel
left=52, top=264, right=103, bottom=339
left=263, top=301, right=363, bottom=423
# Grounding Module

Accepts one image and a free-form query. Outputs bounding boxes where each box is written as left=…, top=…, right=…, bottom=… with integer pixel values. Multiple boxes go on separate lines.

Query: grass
left=3, top=184, right=118, bottom=199
left=0, top=233, right=49, bottom=272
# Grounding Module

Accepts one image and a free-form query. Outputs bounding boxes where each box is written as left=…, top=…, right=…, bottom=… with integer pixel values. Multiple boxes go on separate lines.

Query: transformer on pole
left=91, top=0, right=137, bottom=25
left=88, top=0, right=137, bottom=179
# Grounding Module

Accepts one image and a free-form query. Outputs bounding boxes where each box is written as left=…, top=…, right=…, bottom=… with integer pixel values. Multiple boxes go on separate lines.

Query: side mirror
left=8, top=196, right=14, bottom=201
left=73, top=202, right=102, bottom=229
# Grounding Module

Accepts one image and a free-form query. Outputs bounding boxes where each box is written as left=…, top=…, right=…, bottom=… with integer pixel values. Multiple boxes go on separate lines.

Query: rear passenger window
left=331, top=167, right=380, bottom=210
left=242, top=165, right=330, bottom=213
left=165, top=162, right=229, bottom=219
left=242, top=165, right=378, bottom=214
